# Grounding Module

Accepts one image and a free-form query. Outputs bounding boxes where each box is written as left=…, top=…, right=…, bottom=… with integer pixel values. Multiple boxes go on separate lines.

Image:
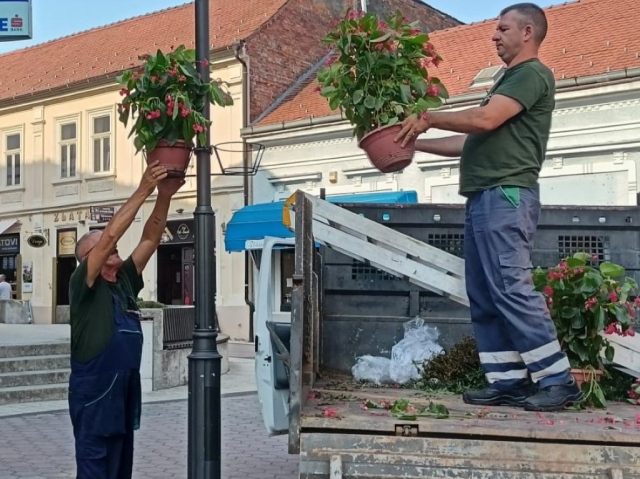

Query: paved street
left=0, top=393, right=298, bottom=479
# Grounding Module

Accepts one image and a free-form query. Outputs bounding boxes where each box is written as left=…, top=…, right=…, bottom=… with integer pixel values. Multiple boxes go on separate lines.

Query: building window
left=91, top=114, right=111, bottom=173
left=5, top=132, right=21, bottom=187
left=59, top=122, right=77, bottom=178
left=280, top=250, right=295, bottom=312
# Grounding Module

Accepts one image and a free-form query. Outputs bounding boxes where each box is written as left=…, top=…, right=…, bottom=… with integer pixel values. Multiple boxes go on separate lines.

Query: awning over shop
left=224, top=190, right=418, bottom=252
left=0, top=219, right=18, bottom=236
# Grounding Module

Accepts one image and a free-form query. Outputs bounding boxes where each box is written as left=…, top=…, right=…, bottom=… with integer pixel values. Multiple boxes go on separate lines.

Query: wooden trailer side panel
left=299, top=433, right=640, bottom=479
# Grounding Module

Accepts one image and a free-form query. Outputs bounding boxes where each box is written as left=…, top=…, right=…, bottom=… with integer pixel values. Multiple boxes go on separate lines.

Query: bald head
left=500, top=3, right=548, bottom=45
left=75, top=230, right=102, bottom=261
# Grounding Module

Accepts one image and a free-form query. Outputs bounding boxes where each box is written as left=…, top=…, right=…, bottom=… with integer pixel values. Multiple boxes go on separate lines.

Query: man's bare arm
left=131, top=178, right=184, bottom=274
left=415, top=135, right=467, bottom=158
left=394, top=95, right=524, bottom=147
left=85, top=162, right=167, bottom=287
left=131, top=195, right=169, bottom=275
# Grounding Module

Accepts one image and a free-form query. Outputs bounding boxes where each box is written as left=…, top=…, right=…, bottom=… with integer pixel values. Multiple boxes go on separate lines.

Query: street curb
left=0, top=390, right=258, bottom=420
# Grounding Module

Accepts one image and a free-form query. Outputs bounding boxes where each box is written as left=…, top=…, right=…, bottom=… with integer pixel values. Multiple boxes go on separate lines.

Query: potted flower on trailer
left=116, top=45, right=233, bottom=178
left=315, top=9, right=448, bottom=173
left=533, top=252, right=638, bottom=407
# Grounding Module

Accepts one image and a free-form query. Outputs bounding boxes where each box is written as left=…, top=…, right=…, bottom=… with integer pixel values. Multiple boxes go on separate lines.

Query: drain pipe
left=234, top=40, right=255, bottom=343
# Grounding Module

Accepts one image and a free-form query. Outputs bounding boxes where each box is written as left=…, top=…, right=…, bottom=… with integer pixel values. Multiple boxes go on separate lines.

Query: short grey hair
left=0, top=275, right=5, bottom=281
left=500, top=3, right=548, bottom=44
left=75, top=230, right=101, bottom=261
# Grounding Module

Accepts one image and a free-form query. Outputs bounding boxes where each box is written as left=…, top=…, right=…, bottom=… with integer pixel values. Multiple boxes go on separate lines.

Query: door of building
left=56, top=229, right=77, bottom=306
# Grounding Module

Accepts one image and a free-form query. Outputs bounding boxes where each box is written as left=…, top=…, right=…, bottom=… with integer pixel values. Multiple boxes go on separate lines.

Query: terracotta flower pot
left=358, top=124, right=415, bottom=173
left=570, top=368, right=602, bottom=389
left=146, top=139, right=192, bottom=178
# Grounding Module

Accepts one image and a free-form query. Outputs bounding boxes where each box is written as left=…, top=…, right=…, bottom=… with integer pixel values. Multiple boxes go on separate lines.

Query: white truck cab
left=254, top=236, right=295, bottom=435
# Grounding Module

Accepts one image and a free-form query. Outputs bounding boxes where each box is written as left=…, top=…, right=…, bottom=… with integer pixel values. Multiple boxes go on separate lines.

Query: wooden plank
left=301, top=384, right=640, bottom=444
left=602, top=333, right=640, bottom=375
left=605, top=333, right=640, bottom=353
left=289, top=190, right=313, bottom=455
left=329, top=455, right=342, bottom=479
left=306, top=194, right=465, bottom=279
left=300, top=433, right=640, bottom=478
left=312, top=221, right=469, bottom=306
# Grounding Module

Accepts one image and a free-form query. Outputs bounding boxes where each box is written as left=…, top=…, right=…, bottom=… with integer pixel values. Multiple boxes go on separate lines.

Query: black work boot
left=463, top=383, right=534, bottom=407
left=523, top=378, right=584, bottom=412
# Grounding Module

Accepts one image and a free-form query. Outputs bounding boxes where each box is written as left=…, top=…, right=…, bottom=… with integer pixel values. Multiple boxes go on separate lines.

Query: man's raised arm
left=84, top=161, right=167, bottom=287
left=131, top=178, right=185, bottom=275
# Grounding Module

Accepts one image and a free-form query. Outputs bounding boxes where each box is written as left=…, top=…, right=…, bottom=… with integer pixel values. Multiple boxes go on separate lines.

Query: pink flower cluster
left=628, top=378, right=640, bottom=405
left=604, top=321, right=636, bottom=337
left=165, top=94, right=190, bottom=118
left=146, top=110, right=161, bottom=120
left=585, top=297, right=598, bottom=310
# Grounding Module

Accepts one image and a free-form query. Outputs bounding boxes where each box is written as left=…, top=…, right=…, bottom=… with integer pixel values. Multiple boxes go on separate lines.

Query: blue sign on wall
left=0, top=0, right=31, bottom=41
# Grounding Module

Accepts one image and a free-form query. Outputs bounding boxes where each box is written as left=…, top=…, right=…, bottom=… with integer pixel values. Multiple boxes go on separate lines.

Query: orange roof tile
left=0, top=0, right=288, bottom=101
left=257, top=0, right=640, bottom=127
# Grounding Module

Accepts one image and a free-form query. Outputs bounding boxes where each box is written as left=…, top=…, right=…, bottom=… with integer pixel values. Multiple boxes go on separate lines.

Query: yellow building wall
left=0, top=59, right=249, bottom=340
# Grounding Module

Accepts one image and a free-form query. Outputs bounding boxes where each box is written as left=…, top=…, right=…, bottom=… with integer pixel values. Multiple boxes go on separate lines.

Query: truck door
left=255, top=236, right=295, bottom=435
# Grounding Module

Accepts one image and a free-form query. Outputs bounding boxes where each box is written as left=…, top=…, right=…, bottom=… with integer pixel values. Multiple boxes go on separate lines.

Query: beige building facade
left=0, top=58, right=250, bottom=338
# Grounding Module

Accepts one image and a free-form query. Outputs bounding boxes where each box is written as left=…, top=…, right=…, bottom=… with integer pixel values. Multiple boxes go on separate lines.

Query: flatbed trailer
left=300, top=378, right=640, bottom=478
left=254, top=191, right=640, bottom=478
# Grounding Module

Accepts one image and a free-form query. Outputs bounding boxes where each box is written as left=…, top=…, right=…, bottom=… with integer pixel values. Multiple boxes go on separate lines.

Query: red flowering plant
left=533, top=253, right=638, bottom=407
left=533, top=252, right=638, bottom=370
left=116, top=45, right=233, bottom=153
left=315, top=9, right=448, bottom=140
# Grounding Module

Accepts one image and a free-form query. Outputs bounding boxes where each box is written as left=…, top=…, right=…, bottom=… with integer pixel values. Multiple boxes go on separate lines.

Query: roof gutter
left=0, top=45, right=237, bottom=110
left=241, top=66, right=640, bottom=137
left=234, top=39, right=256, bottom=343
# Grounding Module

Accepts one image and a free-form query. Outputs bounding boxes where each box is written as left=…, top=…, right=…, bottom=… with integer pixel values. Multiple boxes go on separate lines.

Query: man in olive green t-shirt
left=68, top=161, right=183, bottom=479
left=395, top=3, right=582, bottom=412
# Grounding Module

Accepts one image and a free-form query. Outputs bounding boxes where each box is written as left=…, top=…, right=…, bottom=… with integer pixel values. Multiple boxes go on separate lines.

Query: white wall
left=248, top=80, right=640, bottom=208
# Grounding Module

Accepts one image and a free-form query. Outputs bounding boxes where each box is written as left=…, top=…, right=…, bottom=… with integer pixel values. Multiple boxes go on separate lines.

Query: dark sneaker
left=523, top=379, right=584, bottom=412
left=463, top=384, right=534, bottom=407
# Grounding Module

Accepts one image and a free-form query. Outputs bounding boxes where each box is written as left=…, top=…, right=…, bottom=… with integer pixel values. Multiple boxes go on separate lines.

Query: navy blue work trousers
left=464, top=187, right=571, bottom=390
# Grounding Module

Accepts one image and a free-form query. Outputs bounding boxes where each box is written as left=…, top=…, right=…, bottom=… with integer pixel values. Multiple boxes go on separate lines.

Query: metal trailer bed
left=287, top=191, right=640, bottom=478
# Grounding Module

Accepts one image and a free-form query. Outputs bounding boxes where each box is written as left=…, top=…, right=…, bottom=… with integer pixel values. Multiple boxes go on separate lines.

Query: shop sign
left=22, top=261, right=32, bottom=294
left=0, top=0, right=32, bottom=41
left=26, top=233, right=47, bottom=248
left=0, top=233, right=19, bottom=254
left=160, top=219, right=196, bottom=245
left=90, top=206, right=115, bottom=223
left=57, top=230, right=77, bottom=257
left=54, top=210, right=91, bottom=223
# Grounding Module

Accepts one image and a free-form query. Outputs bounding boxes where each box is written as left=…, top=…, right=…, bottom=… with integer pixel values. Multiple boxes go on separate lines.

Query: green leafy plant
left=533, top=253, right=638, bottom=407
left=315, top=9, right=448, bottom=140
left=136, top=299, right=166, bottom=309
left=364, top=398, right=449, bottom=420
left=116, top=45, right=233, bottom=153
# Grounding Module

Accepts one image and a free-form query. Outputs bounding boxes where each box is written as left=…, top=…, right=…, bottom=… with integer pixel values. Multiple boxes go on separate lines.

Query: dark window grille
left=427, top=233, right=465, bottom=258
left=557, top=235, right=611, bottom=264
left=351, top=260, right=401, bottom=281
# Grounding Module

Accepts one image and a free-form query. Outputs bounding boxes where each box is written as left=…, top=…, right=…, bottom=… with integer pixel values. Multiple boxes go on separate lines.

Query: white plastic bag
left=389, top=317, right=443, bottom=384
left=351, top=355, right=392, bottom=385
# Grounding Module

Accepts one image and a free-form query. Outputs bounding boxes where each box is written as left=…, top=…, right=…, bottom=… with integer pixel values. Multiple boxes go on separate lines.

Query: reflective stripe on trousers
left=464, top=187, right=571, bottom=390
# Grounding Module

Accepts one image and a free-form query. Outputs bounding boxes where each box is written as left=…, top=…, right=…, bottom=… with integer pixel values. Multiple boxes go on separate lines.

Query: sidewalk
left=0, top=324, right=70, bottom=346
left=0, top=356, right=256, bottom=418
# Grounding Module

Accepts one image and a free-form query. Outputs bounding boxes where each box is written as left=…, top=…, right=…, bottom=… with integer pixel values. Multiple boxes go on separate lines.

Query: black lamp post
left=188, top=0, right=222, bottom=478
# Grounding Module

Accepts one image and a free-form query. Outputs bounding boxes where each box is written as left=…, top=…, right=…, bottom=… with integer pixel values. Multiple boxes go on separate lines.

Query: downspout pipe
left=234, top=40, right=255, bottom=343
